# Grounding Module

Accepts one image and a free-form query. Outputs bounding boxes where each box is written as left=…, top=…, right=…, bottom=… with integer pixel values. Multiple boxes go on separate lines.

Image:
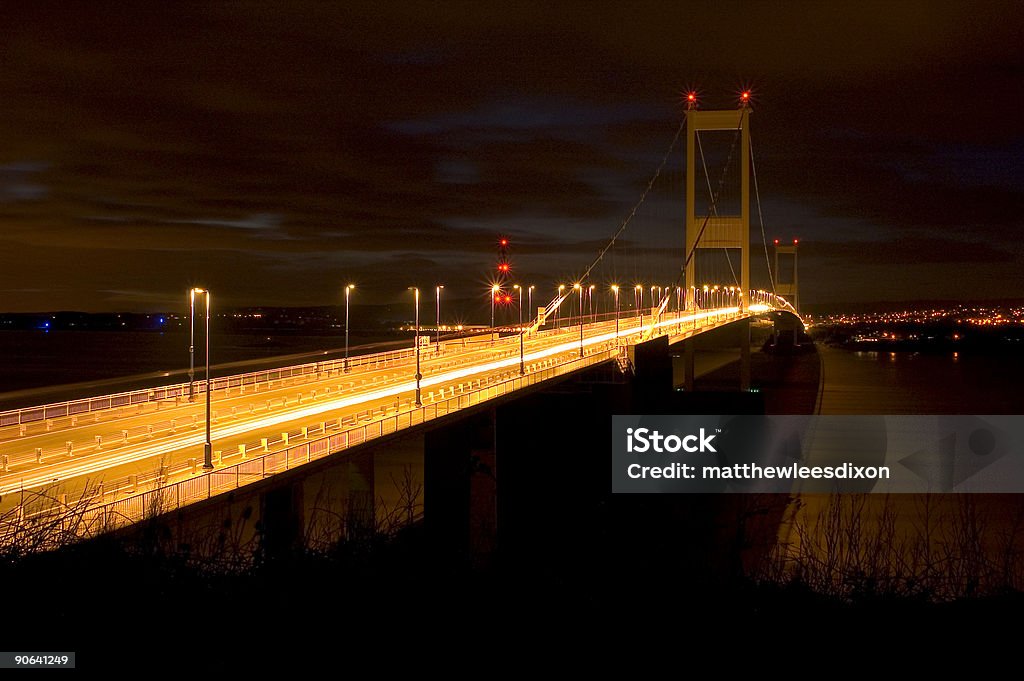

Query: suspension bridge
left=0, top=101, right=805, bottom=545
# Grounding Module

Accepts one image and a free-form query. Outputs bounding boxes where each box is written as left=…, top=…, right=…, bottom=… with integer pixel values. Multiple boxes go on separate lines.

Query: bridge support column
left=684, top=338, right=695, bottom=392
left=345, top=453, right=375, bottom=539
left=424, top=409, right=496, bottom=567
left=740, top=318, right=751, bottom=392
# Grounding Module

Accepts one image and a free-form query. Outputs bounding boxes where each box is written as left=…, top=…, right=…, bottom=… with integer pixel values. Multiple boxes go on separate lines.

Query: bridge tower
left=773, top=239, right=799, bottom=313
left=683, top=105, right=752, bottom=391
left=685, top=107, right=750, bottom=311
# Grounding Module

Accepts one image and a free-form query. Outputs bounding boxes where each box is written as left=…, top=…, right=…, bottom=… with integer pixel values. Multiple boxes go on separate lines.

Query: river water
left=818, top=345, right=1024, bottom=415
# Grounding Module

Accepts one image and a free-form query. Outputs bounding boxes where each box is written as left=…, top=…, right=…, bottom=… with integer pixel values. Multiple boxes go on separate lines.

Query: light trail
left=0, top=306, right=763, bottom=495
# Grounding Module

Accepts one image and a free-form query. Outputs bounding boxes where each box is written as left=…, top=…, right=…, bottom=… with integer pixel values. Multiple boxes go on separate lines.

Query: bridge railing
left=0, top=344, right=428, bottom=428
left=0, top=292, right=793, bottom=431
left=7, top=342, right=622, bottom=541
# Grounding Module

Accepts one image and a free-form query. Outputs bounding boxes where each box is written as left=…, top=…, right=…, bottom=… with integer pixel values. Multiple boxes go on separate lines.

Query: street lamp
left=344, top=284, right=354, bottom=372
left=588, top=285, right=595, bottom=322
left=557, top=284, right=565, bottom=330
left=490, top=284, right=500, bottom=344
left=611, top=284, right=620, bottom=347
left=528, top=285, right=534, bottom=326
left=513, top=284, right=524, bottom=375
left=435, top=284, right=444, bottom=351
left=574, top=283, right=583, bottom=358
left=409, top=287, right=422, bottom=407
left=188, top=288, right=198, bottom=402
left=635, top=284, right=642, bottom=323
left=189, top=287, right=213, bottom=470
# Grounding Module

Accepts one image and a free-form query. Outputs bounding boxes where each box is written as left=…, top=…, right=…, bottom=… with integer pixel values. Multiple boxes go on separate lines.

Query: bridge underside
left=657, top=310, right=805, bottom=392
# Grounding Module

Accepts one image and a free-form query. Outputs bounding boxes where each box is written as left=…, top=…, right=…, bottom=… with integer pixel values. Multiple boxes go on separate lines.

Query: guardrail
left=0, top=344, right=427, bottom=428
left=0, top=292, right=796, bottom=430
left=8, top=342, right=621, bottom=540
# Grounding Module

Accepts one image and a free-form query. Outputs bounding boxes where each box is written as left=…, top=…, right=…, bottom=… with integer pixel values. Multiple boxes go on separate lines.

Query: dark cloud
left=809, top=236, right=1017, bottom=266
left=0, top=2, right=1021, bottom=311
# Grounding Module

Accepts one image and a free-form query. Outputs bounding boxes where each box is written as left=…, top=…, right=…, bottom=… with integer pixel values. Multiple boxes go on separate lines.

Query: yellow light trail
left=0, top=306, right=763, bottom=494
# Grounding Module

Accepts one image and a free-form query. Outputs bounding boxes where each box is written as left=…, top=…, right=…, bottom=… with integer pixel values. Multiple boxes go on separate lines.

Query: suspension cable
left=750, top=133, right=776, bottom=294
left=544, top=116, right=688, bottom=317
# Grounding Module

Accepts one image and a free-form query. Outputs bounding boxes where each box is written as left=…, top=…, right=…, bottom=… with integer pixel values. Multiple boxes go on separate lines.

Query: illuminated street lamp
left=557, top=284, right=565, bottom=330
left=490, top=284, right=500, bottom=344
left=435, top=284, right=444, bottom=350
left=409, top=287, right=422, bottom=407
left=588, top=284, right=595, bottom=322
left=574, top=283, right=583, bottom=358
left=188, top=288, right=198, bottom=402
left=344, top=284, right=354, bottom=372
left=528, top=285, right=535, bottom=326
left=611, top=285, right=620, bottom=347
left=189, top=287, right=213, bottom=470
left=514, top=284, right=524, bottom=375
left=634, top=284, right=642, bottom=322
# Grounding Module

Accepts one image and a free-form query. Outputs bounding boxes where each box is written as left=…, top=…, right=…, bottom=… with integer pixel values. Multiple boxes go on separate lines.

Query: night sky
left=1, top=2, right=1021, bottom=313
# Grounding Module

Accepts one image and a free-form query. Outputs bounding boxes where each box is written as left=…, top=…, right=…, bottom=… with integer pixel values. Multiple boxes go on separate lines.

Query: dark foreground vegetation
left=3, top=489, right=1023, bottom=668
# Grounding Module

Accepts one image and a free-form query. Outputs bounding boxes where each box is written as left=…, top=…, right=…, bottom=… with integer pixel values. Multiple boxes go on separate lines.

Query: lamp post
left=188, top=288, right=197, bottom=402
left=528, top=285, right=534, bottom=327
left=574, top=283, right=583, bottom=358
left=435, top=284, right=444, bottom=351
left=189, top=287, right=213, bottom=470
left=409, top=287, right=422, bottom=407
left=344, top=284, right=354, bottom=372
left=588, top=285, right=595, bottom=323
left=611, top=284, right=620, bottom=348
left=490, top=285, right=499, bottom=344
left=635, top=284, right=642, bottom=325
left=514, top=284, right=524, bottom=375
left=557, top=284, right=565, bottom=330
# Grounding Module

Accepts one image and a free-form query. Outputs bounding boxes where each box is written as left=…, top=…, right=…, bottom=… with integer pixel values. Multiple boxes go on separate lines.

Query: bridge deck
left=0, top=301, right=793, bottom=536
